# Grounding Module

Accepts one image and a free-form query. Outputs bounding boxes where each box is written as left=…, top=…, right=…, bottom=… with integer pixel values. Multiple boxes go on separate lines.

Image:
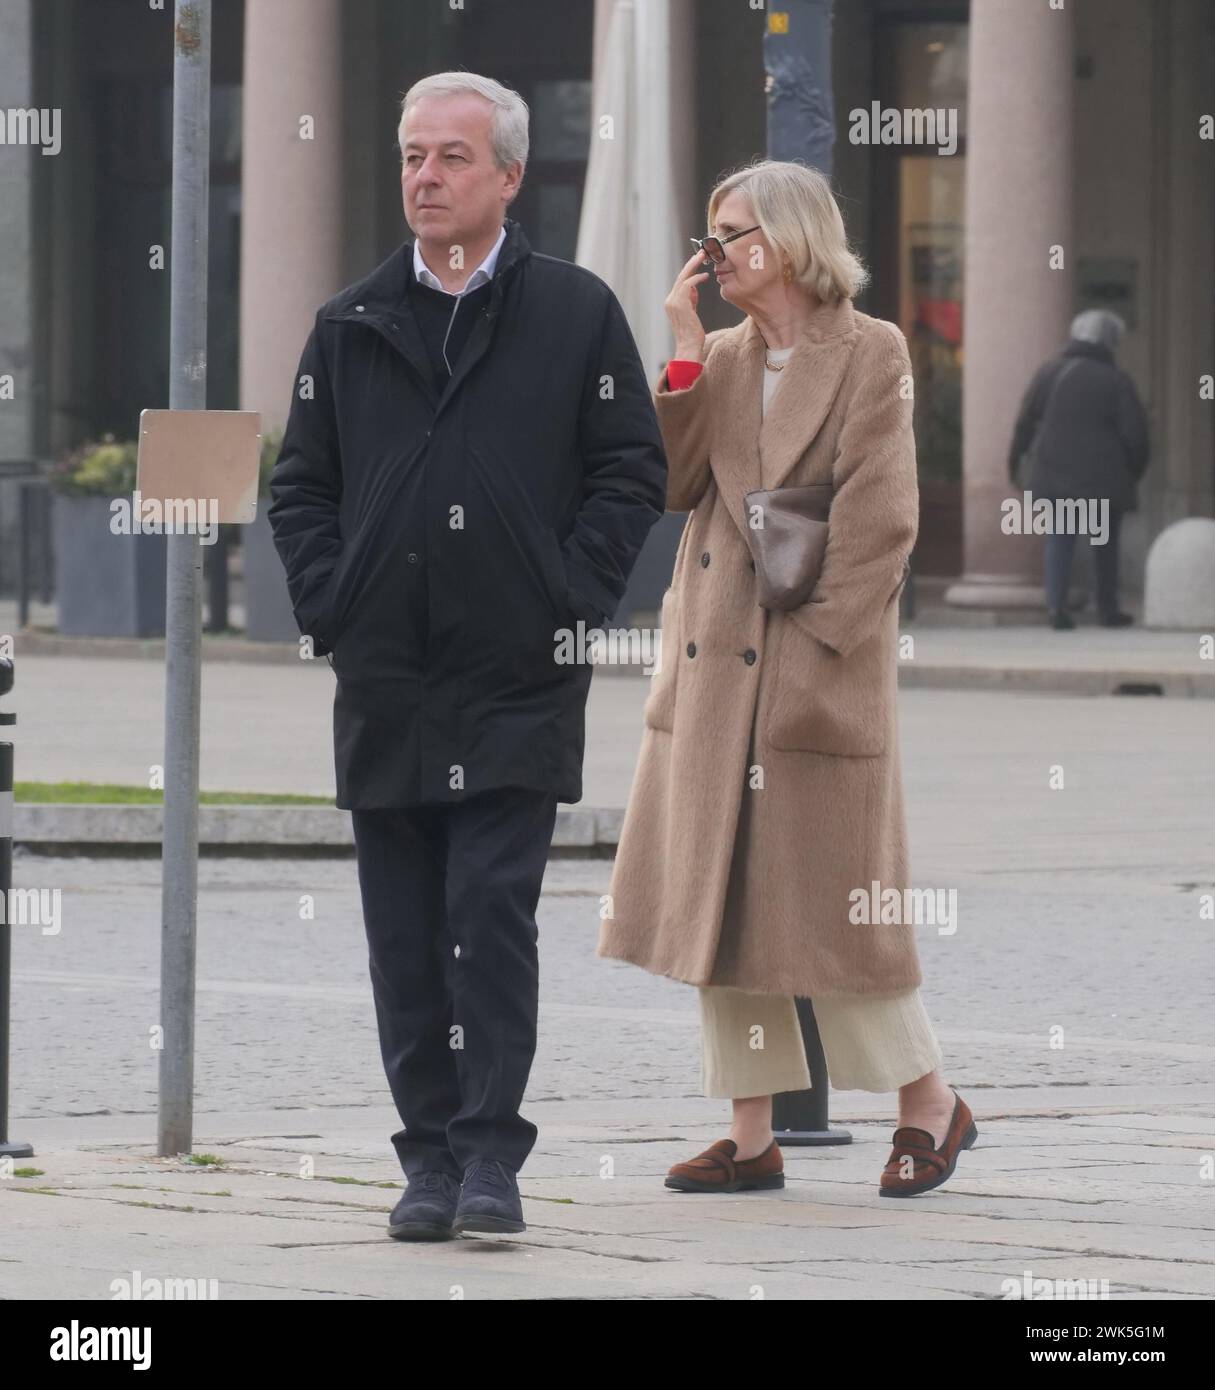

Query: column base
left=944, top=575, right=1047, bottom=610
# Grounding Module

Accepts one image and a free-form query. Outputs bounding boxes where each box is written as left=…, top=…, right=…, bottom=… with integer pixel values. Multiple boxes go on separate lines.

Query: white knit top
left=761, top=345, right=795, bottom=416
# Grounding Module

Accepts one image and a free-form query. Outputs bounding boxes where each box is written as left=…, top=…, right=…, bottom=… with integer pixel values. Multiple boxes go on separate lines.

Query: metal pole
left=764, top=0, right=836, bottom=177
left=41, top=483, right=53, bottom=605
left=204, top=525, right=229, bottom=633
left=765, top=0, right=850, bottom=1149
left=0, top=657, right=32, bottom=1158
left=772, top=999, right=851, bottom=1147
left=158, top=0, right=211, bottom=1157
left=18, top=483, right=30, bottom=631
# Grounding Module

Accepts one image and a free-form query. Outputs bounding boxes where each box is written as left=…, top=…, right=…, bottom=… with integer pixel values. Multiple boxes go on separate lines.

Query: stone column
left=946, top=0, right=1075, bottom=609
left=1154, top=0, right=1215, bottom=530
left=239, top=0, right=344, bottom=433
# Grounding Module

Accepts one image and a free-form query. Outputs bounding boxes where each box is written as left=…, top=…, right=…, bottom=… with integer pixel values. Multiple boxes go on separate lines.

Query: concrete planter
left=242, top=507, right=298, bottom=642
left=52, top=493, right=167, bottom=637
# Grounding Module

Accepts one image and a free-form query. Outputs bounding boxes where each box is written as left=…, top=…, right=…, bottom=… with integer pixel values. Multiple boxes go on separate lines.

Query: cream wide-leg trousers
left=698, top=985, right=943, bottom=1097
left=694, top=710, right=943, bottom=1097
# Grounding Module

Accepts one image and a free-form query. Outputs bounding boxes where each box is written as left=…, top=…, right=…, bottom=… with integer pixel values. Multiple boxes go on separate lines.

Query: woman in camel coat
left=597, top=160, right=977, bottom=1198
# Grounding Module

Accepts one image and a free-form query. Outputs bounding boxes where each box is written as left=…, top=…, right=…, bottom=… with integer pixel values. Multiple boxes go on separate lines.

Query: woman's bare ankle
left=728, top=1129, right=774, bottom=1161
left=729, top=1095, right=775, bottom=1160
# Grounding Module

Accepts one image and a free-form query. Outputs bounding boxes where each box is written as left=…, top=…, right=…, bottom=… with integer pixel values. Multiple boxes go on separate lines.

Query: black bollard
left=0, top=656, right=34, bottom=1160
left=772, top=997, right=851, bottom=1147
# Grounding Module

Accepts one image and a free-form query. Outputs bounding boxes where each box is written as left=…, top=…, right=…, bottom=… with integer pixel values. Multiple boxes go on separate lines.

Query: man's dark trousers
left=351, top=786, right=559, bottom=1180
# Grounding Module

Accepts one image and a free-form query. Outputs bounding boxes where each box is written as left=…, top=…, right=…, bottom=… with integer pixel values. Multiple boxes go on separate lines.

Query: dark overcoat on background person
left=1008, top=338, right=1149, bottom=509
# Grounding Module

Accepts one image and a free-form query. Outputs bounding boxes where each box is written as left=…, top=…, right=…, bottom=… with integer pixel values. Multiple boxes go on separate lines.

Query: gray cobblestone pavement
left=2, top=624, right=1213, bottom=1298
left=4, top=705, right=1214, bottom=1298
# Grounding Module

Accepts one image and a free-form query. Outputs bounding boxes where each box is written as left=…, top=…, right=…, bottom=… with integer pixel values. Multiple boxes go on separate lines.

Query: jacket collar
left=1062, top=338, right=1114, bottom=365
left=323, top=218, right=533, bottom=414
left=709, top=296, right=861, bottom=512
left=742, top=292, right=857, bottom=348
left=413, top=223, right=507, bottom=293
left=327, top=216, right=532, bottom=320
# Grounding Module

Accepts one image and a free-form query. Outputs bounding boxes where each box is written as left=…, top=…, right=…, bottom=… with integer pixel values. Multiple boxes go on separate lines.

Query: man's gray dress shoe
left=388, top=1169, right=461, bottom=1241
left=453, top=1158, right=525, bottom=1234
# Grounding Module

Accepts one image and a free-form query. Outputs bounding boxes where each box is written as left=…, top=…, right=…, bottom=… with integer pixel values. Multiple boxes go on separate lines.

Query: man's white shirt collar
left=413, top=224, right=507, bottom=295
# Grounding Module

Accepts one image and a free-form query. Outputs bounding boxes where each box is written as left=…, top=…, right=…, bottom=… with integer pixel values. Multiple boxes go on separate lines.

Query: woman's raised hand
left=664, top=250, right=712, bottom=362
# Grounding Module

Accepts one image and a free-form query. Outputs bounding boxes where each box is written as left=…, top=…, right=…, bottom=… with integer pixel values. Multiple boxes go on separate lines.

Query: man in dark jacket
left=1008, top=309, right=1150, bottom=628
left=268, top=72, right=666, bottom=1240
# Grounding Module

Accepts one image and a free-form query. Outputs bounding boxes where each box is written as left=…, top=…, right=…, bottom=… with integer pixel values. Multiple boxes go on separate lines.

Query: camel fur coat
left=597, top=295, right=922, bottom=997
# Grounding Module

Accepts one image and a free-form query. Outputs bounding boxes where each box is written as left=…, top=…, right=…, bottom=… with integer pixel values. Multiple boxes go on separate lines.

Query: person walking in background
left=598, top=160, right=978, bottom=1199
left=269, top=72, right=665, bottom=1242
left=1008, top=309, right=1150, bottom=630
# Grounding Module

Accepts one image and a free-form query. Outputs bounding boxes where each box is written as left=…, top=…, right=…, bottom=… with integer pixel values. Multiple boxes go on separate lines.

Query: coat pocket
left=298, top=556, right=349, bottom=658
left=762, top=608, right=892, bottom=756
left=643, top=588, right=681, bottom=732
left=540, top=527, right=574, bottom=624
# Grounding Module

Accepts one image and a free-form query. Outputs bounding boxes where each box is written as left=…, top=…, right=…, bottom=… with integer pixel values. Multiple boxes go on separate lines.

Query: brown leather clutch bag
left=743, top=484, right=832, bottom=611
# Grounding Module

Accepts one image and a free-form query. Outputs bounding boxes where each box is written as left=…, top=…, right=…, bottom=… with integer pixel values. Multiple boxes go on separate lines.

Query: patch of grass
left=11, top=1166, right=44, bottom=1178
left=15, top=782, right=333, bottom=806
left=185, top=1153, right=224, bottom=1168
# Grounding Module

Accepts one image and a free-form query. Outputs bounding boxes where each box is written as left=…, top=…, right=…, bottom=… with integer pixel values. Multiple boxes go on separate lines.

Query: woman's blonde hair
left=707, top=159, right=869, bottom=301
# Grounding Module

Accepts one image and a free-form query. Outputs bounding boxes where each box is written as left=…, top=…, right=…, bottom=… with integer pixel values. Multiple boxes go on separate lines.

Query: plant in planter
left=242, top=427, right=301, bottom=642
left=48, top=435, right=168, bottom=637
left=47, top=436, right=137, bottom=497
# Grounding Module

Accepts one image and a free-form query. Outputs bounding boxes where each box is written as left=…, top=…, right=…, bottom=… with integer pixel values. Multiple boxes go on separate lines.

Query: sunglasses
left=690, top=225, right=761, bottom=265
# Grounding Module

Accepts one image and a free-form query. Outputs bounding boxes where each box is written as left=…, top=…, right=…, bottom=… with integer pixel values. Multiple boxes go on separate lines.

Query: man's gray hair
left=1070, top=308, right=1125, bottom=350
left=398, top=72, right=529, bottom=176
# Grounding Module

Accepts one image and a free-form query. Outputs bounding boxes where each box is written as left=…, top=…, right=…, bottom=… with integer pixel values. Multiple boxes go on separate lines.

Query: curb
left=12, top=803, right=625, bottom=855
left=15, top=631, right=309, bottom=665
left=14, top=629, right=1214, bottom=696
left=16, top=627, right=1215, bottom=698
left=896, top=664, right=1214, bottom=698
left=11, top=629, right=645, bottom=675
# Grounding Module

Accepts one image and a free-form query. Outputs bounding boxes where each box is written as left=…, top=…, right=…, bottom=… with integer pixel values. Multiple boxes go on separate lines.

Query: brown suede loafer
left=665, top=1138, right=785, bottom=1193
left=880, top=1086, right=978, bottom=1197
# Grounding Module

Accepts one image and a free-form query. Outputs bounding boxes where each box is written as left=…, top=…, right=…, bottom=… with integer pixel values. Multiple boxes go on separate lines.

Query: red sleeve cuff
left=664, top=359, right=704, bottom=391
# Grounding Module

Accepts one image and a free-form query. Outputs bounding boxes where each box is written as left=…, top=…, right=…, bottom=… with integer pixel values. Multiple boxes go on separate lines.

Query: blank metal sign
left=136, top=408, right=261, bottom=525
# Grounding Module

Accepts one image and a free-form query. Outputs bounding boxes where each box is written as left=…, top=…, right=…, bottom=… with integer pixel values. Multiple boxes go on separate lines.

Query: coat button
left=686, top=641, right=697, bottom=658
left=700, top=551, right=710, bottom=567
left=744, top=648, right=757, bottom=665
left=355, top=304, right=365, bottom=312
left=407, top=552, right=418, bottom=564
